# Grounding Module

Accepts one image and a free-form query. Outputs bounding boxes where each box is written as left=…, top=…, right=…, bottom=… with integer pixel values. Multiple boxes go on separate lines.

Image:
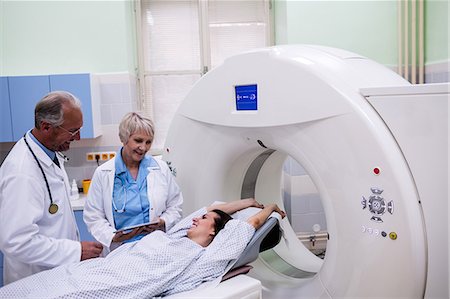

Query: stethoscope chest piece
left=48, top=203, right=59, bottom=214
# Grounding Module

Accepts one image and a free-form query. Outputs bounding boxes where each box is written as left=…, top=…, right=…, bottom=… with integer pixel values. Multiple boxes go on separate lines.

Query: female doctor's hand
left=141, top=218, right=166, bottom=233
left=112, top=218, right=166, bottom=243
left=112, top=227, right=143, bottom=243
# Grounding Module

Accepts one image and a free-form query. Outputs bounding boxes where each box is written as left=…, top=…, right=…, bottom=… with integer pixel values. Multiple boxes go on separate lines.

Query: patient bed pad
left=229, top=207, right=282, bottom=270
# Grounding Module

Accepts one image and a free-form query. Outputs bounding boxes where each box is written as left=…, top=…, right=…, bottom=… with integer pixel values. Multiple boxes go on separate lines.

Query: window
left=138, top=0, right=272, bottom=151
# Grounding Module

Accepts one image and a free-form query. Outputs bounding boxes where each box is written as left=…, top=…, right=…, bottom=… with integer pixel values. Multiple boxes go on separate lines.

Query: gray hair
left=119, top=112, right=155, bottom=143
left=34, top=91, right=82, bottom=128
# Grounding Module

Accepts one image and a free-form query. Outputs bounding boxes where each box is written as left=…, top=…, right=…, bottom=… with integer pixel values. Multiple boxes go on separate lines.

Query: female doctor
left=83, top=112, right=183, bottom=254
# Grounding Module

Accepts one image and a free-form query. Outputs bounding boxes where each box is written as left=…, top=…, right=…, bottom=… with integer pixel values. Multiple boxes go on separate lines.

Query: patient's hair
left=211, top=209, right=232, bottom=234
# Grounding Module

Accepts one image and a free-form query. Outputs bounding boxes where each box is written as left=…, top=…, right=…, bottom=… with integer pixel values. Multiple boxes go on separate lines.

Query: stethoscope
left=23, top=134, right=68, bottom=214
left=112, top=175, right=128, bottom=213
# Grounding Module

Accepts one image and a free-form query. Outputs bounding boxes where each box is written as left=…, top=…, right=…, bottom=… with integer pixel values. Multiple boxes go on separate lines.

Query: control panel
left=360, top=187, right=397, bottom=240
left=361, top=187, right=394, bottom=223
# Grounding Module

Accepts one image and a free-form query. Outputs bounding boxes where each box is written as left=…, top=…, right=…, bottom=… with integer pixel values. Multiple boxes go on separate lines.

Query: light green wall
left=273, top=0, right=398, bottom=66
left=425, top=0, right=449, bottom=63
left=1, top=0, right=136, bottom=76
left=0, top=1, right=4, bottom=73
left=273, top=0, right=450, bottom=66
left=2, top=0, right=446, bottom=76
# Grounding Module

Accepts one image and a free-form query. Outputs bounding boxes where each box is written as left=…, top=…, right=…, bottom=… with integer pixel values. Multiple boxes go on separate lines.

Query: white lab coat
left=83, top=156, right=183, bottom=255
left=0, top=131, right=81, bottom=285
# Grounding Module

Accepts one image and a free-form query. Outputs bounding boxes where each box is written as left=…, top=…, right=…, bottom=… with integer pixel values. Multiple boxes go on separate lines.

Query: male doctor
left=0, top=91, right=103, bottom=285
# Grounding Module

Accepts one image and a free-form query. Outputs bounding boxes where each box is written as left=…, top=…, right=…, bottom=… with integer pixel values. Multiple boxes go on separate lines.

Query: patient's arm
left=247, top=204, right=286, bottom=229
left=207, top=198, right=263, bottom=214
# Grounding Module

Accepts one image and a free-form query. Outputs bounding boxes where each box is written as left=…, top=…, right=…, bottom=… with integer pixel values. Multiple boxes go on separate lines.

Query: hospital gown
left=0, top=207, right=255, bottom=298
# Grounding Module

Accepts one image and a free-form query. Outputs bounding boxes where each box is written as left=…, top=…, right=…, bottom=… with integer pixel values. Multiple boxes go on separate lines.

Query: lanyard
left=23, top=134, right=59, bottom=214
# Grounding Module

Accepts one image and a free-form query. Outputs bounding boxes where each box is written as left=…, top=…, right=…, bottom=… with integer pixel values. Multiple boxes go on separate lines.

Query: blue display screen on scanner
left=235, top=84, right=257, bottom=111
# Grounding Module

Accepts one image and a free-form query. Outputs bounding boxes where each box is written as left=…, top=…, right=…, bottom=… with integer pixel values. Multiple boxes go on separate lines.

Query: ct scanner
left=162, top=45, right=449, bottom=298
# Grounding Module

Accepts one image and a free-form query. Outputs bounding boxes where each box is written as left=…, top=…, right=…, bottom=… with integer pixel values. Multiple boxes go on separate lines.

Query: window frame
left=135, top=0, right=273, bottom=151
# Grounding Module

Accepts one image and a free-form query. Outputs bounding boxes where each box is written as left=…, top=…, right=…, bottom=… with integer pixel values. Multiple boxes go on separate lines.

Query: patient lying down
left=0, top=198, right=285, bottom=298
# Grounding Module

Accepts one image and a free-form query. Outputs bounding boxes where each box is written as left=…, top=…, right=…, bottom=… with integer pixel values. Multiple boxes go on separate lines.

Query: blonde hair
left=119, top=112, right=155, bottom=143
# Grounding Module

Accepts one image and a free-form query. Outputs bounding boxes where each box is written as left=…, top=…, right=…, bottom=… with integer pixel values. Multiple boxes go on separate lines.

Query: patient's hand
left=271, top=204, right=286, bottom=219
left=207, top=198, right=265, bottom=214
left=241, top=198, right=264, bottom=209
left=247, top=203, right=286, bottom=229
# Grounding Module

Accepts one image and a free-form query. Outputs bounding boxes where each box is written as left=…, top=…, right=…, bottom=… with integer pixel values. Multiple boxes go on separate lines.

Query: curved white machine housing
left=163, top=45, right=448, bottom=298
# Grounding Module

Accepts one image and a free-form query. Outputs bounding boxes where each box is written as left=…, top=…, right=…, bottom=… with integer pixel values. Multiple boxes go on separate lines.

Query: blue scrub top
left=112, top=148, right=154, bottom=242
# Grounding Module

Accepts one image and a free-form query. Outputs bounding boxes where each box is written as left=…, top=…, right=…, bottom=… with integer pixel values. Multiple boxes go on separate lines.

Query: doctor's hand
left=80, top=241, right=103, bottom=261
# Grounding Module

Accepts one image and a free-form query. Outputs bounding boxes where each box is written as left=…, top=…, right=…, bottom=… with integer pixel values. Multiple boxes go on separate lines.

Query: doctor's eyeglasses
left=57, top=125, right=82, bottom=137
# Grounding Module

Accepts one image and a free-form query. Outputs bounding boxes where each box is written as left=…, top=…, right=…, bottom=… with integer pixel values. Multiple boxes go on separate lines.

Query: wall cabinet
left=49, top=74, right=101, bottom=139
left=74, top=210, right=95, bottom=242
left=0, top=77, right=13, bottom=142
left=8, top=75, right=51, bottom=141
left=0, top=73, right=101, bottom=142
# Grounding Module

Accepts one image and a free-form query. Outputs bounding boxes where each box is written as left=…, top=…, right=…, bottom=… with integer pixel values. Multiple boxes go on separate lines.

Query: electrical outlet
left=100, top=151, right=116, bottom=161
left=87, top=151, right=116, bottom=162
left=86, top=152, right=95, bottom=161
